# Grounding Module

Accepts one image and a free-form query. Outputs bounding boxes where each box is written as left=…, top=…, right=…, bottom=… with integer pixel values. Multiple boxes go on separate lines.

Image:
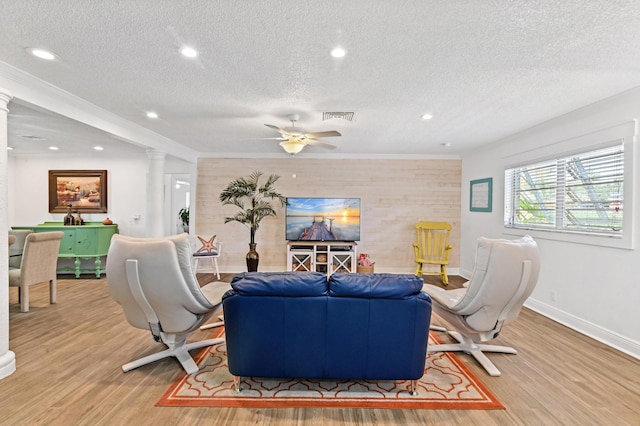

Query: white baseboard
left=525, top=298, right=640, bottom=360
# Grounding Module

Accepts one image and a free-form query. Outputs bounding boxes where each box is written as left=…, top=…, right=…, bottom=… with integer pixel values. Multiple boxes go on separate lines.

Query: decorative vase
left=63, top=205, right=74, bottom=226
left=246, top=243, right=259, bottom=272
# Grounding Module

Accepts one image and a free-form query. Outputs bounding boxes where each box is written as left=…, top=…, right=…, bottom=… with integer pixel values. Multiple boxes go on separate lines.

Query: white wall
left=8, top=153, right=193, bottom=237
left=461, top=87, right=640, bottom=359
left=9, top=155, right=148, bottom=236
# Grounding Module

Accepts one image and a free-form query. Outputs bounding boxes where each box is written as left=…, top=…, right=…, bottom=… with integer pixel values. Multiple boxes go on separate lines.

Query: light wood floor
left=2, top=274, right=639, bottom=425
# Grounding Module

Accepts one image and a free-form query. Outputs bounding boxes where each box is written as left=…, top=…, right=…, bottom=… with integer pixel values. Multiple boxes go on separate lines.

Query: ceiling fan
left=264, top=114, right=341, bottom=155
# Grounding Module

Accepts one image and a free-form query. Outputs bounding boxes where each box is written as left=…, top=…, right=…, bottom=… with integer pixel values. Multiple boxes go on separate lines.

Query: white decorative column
left=146, top=149, right=166, bottom=237
left=0, top=88, right=16, bottom=380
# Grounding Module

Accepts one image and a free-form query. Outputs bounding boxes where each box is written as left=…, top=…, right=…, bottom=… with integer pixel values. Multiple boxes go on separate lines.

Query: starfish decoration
left=196, top=235, right=218, bottom=254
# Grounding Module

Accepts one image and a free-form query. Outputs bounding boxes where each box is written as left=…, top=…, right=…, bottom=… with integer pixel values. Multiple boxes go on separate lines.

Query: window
left=505, top=144, right=624, bottom=236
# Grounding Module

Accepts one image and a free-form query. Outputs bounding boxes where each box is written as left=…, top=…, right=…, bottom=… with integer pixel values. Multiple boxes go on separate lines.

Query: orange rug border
left=156, top=328, right=504, bottom=410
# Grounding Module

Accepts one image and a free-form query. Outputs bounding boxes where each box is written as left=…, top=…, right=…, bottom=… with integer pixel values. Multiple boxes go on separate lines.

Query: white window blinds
left=505, top=144, right=624, bottom=235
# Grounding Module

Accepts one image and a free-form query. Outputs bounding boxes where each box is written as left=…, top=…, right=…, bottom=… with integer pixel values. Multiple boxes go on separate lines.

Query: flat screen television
left=286, top=197, right=360, bottom=241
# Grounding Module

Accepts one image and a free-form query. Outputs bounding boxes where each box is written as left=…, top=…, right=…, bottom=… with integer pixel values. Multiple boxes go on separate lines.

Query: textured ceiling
left=2, top=1, right=640, bottom=158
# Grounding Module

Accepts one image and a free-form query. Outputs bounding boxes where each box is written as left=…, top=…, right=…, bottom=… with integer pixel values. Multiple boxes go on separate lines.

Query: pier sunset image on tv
left=286, top=198, right=361, bottom=241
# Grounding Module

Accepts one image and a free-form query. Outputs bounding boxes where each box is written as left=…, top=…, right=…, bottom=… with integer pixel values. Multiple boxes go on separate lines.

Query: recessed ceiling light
left=146, top=111, right=158, bottom=119
left=331, top=47, right=346, bottom=58
left=421, top=114, right=433, bottom=120
left=7, top=146, right=14, bottom=150
left=48, top=146, right=59, bottom=150
left=440, top=142, right=452, bottom=147
left=180, top=46, right=198, bottom=58
left=94, top=146, right=104, bottom=151
left=27, top=47, right=57, bottom=60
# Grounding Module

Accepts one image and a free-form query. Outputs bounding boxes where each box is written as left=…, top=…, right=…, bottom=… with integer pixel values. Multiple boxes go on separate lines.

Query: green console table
left=12, top=222, right=119, bottom=278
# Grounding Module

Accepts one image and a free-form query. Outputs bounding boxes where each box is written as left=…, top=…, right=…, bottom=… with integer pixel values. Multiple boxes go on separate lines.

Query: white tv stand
left=287, top=241, right=357, bottom=276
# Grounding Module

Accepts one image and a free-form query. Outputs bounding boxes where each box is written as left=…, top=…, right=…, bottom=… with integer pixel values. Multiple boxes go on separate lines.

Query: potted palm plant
left=219, top=171, right=287, bottom=271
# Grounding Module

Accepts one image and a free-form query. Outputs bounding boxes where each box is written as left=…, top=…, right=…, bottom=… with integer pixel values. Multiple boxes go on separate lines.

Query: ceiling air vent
left=322, top=111, right=356, bottom=122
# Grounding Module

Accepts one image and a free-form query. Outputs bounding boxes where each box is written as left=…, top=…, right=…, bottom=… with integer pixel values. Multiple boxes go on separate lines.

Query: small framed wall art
left=469, top=177, right=492, bottom=212
left=48, top=170, right=108, bottom=213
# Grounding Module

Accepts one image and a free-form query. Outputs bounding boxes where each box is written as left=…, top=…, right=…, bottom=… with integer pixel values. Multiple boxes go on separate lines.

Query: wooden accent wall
left=196, top=158, right=461, bottom=273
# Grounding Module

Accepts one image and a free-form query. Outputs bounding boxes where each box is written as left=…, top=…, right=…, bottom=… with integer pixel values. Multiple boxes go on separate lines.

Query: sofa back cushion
left=329, top=273, right=424, bottom=299
left=230, top=271, right=327, bottom=297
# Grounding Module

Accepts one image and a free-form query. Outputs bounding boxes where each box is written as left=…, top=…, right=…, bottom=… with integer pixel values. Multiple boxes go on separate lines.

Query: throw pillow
left=194, top=235, right=218, bottom=256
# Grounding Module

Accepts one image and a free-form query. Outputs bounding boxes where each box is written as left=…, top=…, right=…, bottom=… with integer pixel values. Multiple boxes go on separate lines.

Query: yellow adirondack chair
left=413, top=221, right=452, bottom=286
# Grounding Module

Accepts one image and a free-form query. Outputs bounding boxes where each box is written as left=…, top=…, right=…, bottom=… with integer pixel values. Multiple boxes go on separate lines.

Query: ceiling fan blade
left=304, top=130, right=341, bottom=138
left=305, top=140, right=337, bottom=149
left=264, top=123, right=283, bottom=132
left=265, top=123, right=292, bottom=138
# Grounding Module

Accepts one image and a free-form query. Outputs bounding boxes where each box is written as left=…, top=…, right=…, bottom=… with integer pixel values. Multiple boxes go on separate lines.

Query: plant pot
left=246, top=243, right=259, bottom=272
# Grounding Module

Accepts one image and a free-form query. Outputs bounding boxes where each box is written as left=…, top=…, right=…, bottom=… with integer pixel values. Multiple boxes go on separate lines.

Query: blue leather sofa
left=222, top=272, right=432, bottom=393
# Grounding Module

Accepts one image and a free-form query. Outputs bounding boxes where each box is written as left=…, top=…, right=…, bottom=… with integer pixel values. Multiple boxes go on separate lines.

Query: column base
left=0, top=350, right=16, bottom=380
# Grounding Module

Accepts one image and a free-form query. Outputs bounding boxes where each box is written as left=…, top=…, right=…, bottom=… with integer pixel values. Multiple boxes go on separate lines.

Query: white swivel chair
left=106, top=233, right=231, bottom=374
left=423, top=235, right=540, bottom=376
left=9, top=231, right=63, bottom=312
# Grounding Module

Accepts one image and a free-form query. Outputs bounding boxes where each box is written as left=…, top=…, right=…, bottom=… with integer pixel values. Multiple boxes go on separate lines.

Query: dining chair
left=8, top=229, right=34, bottom=269
left=9, top=231, right=63, bottom=312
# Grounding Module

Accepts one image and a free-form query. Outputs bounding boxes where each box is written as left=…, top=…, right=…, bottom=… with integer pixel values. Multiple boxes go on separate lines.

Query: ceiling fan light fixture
left=280, top=140, right=305, bottom=155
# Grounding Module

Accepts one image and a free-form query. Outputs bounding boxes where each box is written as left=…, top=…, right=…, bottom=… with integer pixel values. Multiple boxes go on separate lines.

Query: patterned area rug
left=157, top=328, right=503, bottom=409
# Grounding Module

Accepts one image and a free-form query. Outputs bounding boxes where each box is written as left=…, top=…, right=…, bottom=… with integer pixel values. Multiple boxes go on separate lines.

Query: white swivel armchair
left=423, top=235, right=540, bottom=376
left=9, top=231, right=63, bottom=312
left=106, top=233, right=231, bottom=374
